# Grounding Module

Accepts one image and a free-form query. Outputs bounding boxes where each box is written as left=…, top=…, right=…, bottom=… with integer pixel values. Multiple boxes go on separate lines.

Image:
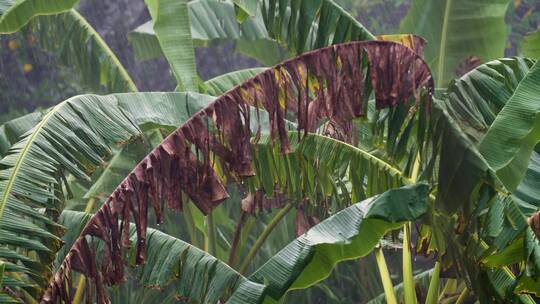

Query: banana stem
left=72, top=198, right=96, bottom=304
left=239, top=204, right=293, bottom=274
left=72, top=275, right=87, bottom=304
left=228, top=211, right=248, bottom=267
left=425, top=261, right=441, bottom=304
left=438, top=279, right=457, bottom=302
left=374, top=247, right=398, bottom=304
left=455, top=287, right=470, bottom=304
left=207, top=211, right=217, bottom=256
left=402, top=223, right=417, bottom=304
left=183, top=201, right=200, bottom=248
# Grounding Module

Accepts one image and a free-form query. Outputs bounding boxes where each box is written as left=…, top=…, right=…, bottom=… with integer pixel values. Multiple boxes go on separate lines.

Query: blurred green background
left=1, top=0, right=539, bottom=123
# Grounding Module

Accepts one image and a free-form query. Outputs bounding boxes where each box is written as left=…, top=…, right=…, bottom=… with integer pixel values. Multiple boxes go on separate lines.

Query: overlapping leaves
left=0, top=94, right=140, bottom=301
left=129, top=0, right=378, bottom=67
left=433, top=57, right=540, bottom=300
left=56, top=185, right=428, bottom=303
left=0, top=92, right=216, bottom=302
left=45, top=40, right=433, bottom=302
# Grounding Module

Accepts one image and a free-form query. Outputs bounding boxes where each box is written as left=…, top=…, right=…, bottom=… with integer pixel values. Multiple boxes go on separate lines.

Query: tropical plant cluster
left=1, top=0, right=540, bottom=303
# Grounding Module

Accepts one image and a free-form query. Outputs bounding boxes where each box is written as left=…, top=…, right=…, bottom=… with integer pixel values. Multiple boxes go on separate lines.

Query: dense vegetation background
left=2, top=0, right=538, bottom=124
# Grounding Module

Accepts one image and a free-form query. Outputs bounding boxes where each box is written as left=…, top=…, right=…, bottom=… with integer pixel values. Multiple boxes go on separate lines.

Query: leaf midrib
left=437, top=0, right=453, bottom=86
left=68, top=9, right=138, bottom=92
left=0, top=102, right=64, bottom=221
left=308, top=133, right=413, bottom=185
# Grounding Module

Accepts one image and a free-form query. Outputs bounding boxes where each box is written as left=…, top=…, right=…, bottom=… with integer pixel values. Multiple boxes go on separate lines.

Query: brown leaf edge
left=41, top=40, right=434, bottom=303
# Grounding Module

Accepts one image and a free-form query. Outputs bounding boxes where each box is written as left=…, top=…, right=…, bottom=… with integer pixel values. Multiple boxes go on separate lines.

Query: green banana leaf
left=246, top=132, right=413, bottom=214
left=144, top=0, right=198, bottom=91
left=130, top=0, right=376, bottom=67
left=514, top=151, right=540, bottom=214
left=440, top=57, right=540, bottom=212
left=433, top=57, right=540, bottom=302
left=0, top=0, right=79, bottom=33
left=433, top=57, right=540, bottom=213
left=31, top=10, right=137, bottom=93
left=0, top=94, right=141, bottom=295
left=233, top=0, right=259, bottom=19
left=444, top=57, right=535, bottom=145
left=486, top=267, right=535, bottom=303
left=0, top=92, right=217, bottom=205
left=0, top=112, right=41, bottom=156
left=56, top=210, right=265, bottom=304
left=0, top=0, right=136, bottom=93
left=261, top=0, right=375, bottom=54
left=400, top=0, right=510, bottom=86
left=479, top=59, right=540, bottom=191
left=524, top=227, right=540, bottom=280
left=203, top=68, right=268, bottom=96
left=129, top=0, right=286, bottom=66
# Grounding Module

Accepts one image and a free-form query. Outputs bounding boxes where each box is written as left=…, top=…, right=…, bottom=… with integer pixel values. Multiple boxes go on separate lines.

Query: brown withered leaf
left=295, top=205, right=321, bottom=236
left=455, top=56, right=482, bottom=78
left=42, top=40, right=433, bottom=303
left=241, top=190, right=286, bottom=215
left=529, top=212, right=540, bottom=240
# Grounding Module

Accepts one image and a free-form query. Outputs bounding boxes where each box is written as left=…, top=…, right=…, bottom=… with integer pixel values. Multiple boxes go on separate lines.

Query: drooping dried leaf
left=529, top=212, right=540, bottom=240
left=241, top=190, right=286, bottom=214
left=455, top=56, right=482, bottom=78
left=295, top=206, right=321, bottom=236
left=42, top=40, right=433, bottom=303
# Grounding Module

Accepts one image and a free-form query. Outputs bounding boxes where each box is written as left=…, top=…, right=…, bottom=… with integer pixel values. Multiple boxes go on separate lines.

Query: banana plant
left=0, top=36, right=430, bottom=302
left=426, top=56, right=540, bottom=302
left=0, top=3, right=394, bottom=298
left=53, top=185, right=428, bottom=303
left=3, top=0, right=540, bottom=303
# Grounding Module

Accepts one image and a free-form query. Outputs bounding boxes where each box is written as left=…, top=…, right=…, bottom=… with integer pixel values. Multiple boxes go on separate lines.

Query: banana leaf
left=400, top=0, right=510, bottom=86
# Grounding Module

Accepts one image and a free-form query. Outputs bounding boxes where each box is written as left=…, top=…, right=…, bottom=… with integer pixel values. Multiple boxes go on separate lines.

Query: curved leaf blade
left=0, top=0, right=79, bottom=33
left=444, top=57, right=535, bottom=145
left=144, top=0, right=197, bottom=91
left=262, top=0, right=376, bottom=54
left=203, top=68, right=267, bottom=96
left=57, top=210, right=266, bottom=304
left=32, top=10, right=137, bottom=92
left=479, top=59, right=540, bottom=191
left=250, top=184, right=429, bottom=301
left=0, top=92, right=216, bottom=297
